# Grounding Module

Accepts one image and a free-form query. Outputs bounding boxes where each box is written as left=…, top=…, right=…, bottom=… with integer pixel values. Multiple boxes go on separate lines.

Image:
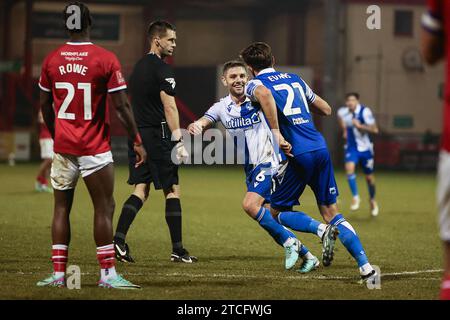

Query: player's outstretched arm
left=187, top=117, right=213, bottom=135
left=310, top=95, right=332, bottom=116
left=39, top=90, right=55, bottom=139
left=110, top=90, right=147, bottom=167
left=254, top=86, right=292, bottom=157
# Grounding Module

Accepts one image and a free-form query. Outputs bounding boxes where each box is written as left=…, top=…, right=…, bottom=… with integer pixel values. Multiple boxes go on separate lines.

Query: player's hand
left=134, top=144, right=147, bottom=168
left=279, top=137, right=293, bottom=157
left=352, top=118, right=362, bottom=129
left=188, top=121, right=203, bottom=135
left=175, top=141, right=189, bottom=164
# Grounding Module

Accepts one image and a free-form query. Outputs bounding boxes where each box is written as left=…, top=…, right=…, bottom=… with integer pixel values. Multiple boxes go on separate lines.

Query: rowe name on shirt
left=58, top=63, right=88, bottom=76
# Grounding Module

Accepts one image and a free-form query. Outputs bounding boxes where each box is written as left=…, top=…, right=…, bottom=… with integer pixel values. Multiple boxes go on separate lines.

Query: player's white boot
left=370, top=200, right=379, bottom=217
left=283, top=237, right=300, bottom=270
left=350, top=196, right=360, bottom=211
left=359, top=263, right=378, bottom=287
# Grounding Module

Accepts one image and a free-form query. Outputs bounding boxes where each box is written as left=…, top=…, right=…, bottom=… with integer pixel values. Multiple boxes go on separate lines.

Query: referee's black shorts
left=127, top=126, right=179, bottom=190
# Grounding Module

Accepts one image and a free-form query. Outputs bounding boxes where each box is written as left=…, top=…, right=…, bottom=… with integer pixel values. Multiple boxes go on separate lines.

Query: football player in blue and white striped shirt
left=337, top=93, right=379, bottom=216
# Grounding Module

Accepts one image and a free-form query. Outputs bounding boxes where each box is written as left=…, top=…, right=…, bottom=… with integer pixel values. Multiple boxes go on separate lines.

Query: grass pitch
left=0, top=164, right=443, bottom=299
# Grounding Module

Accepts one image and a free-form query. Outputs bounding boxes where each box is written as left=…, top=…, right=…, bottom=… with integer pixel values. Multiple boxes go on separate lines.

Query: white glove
left=175, top=141, right=189, bottom=164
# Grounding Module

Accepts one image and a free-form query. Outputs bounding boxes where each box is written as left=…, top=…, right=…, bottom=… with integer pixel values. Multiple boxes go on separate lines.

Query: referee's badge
left=165, top=77, right=176, bottom=89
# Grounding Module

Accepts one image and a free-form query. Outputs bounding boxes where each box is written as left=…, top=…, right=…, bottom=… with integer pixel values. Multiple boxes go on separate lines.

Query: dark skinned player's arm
left=110, top=90, right=147, bottom=166
left=40, top=90, right=55, bottom=139
left=421, top=27, right=444, bottom=65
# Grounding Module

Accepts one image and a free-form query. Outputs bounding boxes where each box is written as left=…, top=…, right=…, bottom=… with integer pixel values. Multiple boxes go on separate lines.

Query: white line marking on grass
left=3, top=268, right=444, bottom=281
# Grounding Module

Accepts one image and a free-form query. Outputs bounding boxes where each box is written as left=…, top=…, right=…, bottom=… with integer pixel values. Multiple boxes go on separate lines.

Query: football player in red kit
left=422, top=0, right=450, bottom=300
left=36, top=2, right=146, bottom=289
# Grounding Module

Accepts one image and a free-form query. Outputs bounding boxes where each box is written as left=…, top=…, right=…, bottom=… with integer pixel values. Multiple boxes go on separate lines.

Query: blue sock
left=255, top=207, right=292, bottom=246
left=367, top=181, right=376, bottom=200
left=278, top=211, right=321, bottom=236
left=330, top=214, right=368, bottom=267
left=347, top=174, right=359, bottom=197
left=299, top=243, right=310, bottom=257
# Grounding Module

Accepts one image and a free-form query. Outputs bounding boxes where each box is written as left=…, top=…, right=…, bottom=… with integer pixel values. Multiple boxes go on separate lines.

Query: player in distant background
left=36, top=2, right=146, bottom=289
left=241, top=42, right=377, bottom=283
left=421, top=0, right=450, bottom=300
left=187, top=60, right=319, bottom=272
left=113, top=20, right=197, bottom=264
left=337, top=93, right=379, bottom=216
left=35, top=110, right=53, bottom=193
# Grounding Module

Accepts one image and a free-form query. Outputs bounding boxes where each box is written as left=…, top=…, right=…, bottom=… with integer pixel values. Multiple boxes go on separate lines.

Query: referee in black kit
left=113, top=20, right=197, bottom=264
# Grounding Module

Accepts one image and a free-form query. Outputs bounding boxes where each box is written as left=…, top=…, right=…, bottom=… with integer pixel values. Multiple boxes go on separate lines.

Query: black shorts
left=127, top=125, right=179, bottom=190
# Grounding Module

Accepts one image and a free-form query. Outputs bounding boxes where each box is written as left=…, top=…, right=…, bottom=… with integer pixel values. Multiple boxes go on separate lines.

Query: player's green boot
left=284, top=238, right=300, bottom=270
left=98, top=274, right=141, bottom=289
left=36, top=274, right=65, bottom=287
left=298, top=256, right=320, bottom=273
left=41, top=185, right=53, bottom=193
left=35, top=181, right=43, bottom=192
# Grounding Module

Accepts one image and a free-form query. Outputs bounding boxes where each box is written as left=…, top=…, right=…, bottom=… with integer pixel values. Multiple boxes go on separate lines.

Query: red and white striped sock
left=52, top=244, right=68, bottom=278
left=37, top=175, right=48, bottom=186
left=441, top=274, right=450, bottom=300
left=97, top=244, right=117, bottom=281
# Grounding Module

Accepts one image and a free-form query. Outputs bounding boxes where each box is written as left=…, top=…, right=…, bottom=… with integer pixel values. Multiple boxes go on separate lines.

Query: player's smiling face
left=223, top=66, right=248, bottom=97
left=157, top=30, right=177, bottom=57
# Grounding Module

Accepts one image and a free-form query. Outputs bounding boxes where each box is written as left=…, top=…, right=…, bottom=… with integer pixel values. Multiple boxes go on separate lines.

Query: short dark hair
left=147, top=20, right=176, bottom=40
left=222, top=60, right=247, bottom=75
left=345, top=92, right=360, bottom=100
left=63, top=2, right=92, bottom=34
left=240, top=42, right=273, bottom=71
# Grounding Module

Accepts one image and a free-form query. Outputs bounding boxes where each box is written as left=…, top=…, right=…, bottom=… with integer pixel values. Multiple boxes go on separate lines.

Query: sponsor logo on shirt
left=292, top=117, right=310, bottom=125
left=224, top=112, right=261, bottom=130
left=61, top=51, right=88, bottom=62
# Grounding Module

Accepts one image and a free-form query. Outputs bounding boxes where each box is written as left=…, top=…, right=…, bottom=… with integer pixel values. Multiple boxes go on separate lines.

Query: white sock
left=303, top=252, right=314, bottom=260
left=101, top=266, right=117, bottom=280
left=359, top=263, right=374, bottom=276
left=54, top=272, right=65, bottom=278
left=283, top=237, right=297, bottom=247
left=317, top=224, right=327, bottom=238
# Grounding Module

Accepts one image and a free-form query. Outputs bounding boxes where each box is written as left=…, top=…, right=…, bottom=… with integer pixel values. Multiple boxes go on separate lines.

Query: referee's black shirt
left=128, top=53, right=176, bottom=128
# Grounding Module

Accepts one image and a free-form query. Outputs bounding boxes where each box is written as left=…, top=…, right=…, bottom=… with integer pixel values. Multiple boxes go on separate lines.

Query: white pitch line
left=3, top=269, right=444, bottom=281
left=381, top=269, right=443, bottom=276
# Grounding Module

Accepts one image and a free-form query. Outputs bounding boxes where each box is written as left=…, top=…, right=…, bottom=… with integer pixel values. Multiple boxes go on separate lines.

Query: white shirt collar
left=225, top=94, right=250, bottom=107
left=355, top=104, right=362, bottom=113
left=257, top=68, right=276, bottom=75
left=66, top=42, right=93, bottom=45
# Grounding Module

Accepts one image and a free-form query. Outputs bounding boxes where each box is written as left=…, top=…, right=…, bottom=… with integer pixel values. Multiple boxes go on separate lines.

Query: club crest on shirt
left=116, top=70, right=125, bottom=84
